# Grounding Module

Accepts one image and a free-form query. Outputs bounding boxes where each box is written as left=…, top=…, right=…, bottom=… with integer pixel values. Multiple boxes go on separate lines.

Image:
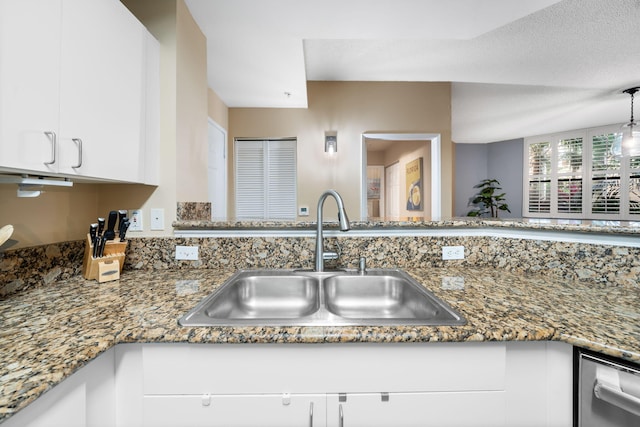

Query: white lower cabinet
left=142, top=394, right=326, bottom=427
left=2, top=348, right=115, bottom=427
left=326, top=391, right=505, bottom=427
left=2, top=342, right=573, bottom=427
left=114, top=341, right=573, bottom=427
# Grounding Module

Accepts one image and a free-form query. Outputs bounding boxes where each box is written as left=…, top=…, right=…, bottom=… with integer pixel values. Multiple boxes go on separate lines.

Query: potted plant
left=466, top=179, right=511, bottom=218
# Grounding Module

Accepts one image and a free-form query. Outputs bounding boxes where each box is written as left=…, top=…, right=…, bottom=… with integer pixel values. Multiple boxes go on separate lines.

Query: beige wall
left=0, top=184, right=100, bottom=249
left=208, top=88, right=229, bottom=130
left=229, top=81, right=452, bottom=221
left=175, top=0, right=208, bottom=203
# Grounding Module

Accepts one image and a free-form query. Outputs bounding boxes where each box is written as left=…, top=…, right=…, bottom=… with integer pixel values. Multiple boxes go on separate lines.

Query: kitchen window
left=524, top=125, right=640, bottom=220
left=234, top=138, right=297, bottom=220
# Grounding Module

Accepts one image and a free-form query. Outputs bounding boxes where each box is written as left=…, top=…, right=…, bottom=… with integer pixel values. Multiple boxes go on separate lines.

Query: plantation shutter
left=629, top=154, right=640, bottom=215
left=527, top=141, right=551, bottom=214
left=590, top=132, right=621, bottom=215
left=525, top=125, right=640, bottom=220
left=556, top=137, right=583, bottom=213
left=235, top=139, right=297, bottom=220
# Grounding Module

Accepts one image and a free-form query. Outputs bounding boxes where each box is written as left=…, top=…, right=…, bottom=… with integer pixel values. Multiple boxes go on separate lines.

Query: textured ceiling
left=185, top=0, right=640, bottom=143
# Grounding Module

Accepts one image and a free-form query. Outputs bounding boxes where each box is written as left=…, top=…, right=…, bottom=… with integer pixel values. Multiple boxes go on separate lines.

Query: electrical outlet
left=176, top=245, right=199, bottom=261
left=150, top=208, right=164, bottom=230
left=442, top=245, right=464, bottom=260
left=129, top=209, right=143, bottom=231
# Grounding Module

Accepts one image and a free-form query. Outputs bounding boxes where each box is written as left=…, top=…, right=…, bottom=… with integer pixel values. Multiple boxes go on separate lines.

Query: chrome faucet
left=315, top=189, right=350, bottom=272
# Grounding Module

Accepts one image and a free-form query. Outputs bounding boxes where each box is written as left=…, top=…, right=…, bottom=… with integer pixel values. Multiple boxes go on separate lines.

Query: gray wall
left=454, top=139, right=523, bottom=218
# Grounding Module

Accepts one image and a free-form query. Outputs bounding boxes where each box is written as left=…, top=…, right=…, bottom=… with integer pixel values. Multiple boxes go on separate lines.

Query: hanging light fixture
left=620, top=86, right=640, bottom=157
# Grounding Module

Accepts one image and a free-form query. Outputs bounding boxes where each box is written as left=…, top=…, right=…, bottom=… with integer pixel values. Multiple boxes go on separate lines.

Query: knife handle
left=93, top=235, right=100, bottom=258
left=97, top=218, right=105, bottom=237
left=104, top=211, right=118, bottom=240
left=98, top=236, right=107, bottom=257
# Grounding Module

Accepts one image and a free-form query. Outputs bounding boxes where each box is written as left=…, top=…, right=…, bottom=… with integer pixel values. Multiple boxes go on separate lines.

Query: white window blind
left=524, top=125, right=640, bottom=220
left=591, top=132, right=621, bottom=215
left=527, top=141, right=551, bottom=214
left=234, top=139, right=297, bottom=220
left=557, top=137, right=583, bottom=214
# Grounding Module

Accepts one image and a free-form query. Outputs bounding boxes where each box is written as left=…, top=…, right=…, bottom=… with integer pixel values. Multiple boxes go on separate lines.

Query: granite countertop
left=173, top=217, right=640, bottom=235
left=1, top=266, right=639, bottom=422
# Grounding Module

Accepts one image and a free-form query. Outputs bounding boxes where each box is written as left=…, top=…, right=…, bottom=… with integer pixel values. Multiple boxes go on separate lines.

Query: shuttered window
left=527, top=141, right=551, bottom=214
left=524, top=125, right=640, bottom=220
left=630, top=155, right=640, bottom=215
left=557, top=137, right=583, bottom=213
left=591, top=132, right=621, bottom=214
left=235, top=139, right=297, bottom=220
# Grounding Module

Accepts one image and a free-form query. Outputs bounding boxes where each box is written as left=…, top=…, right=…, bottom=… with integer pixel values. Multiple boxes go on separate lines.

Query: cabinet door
left=142, top=394, right=326, bottom=427
left=326, top=392, right=506, bottom=427
left=0, top=0, right=62, bottom=174
left=59, top=0, right=146, bottom=182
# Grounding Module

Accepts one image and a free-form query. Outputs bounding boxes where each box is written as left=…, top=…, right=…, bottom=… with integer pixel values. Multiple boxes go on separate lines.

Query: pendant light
left=620, top=86, right=640, bottom=157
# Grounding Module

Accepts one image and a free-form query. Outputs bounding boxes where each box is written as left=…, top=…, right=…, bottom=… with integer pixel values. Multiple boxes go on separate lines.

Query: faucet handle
left=323, top=251, right=339, bottom=261
left=358, top=257, right=367, bottom=274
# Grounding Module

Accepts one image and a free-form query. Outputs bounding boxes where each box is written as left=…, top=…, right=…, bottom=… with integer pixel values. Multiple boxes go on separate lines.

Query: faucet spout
left=315, top=189, right=350, bottom=272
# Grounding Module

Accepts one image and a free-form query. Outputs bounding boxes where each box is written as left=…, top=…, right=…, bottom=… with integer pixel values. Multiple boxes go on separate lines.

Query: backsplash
left=0, top=240, right=84, bottom=296
left=176, top=202, right=211, bottom=221
left=124, top=235, right=640, bottom=288
left=2, top=234, right=638, bottom=296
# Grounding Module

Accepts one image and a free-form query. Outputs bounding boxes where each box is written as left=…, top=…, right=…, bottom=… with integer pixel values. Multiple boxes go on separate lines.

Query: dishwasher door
left=579, top=352, right=640, bottom=427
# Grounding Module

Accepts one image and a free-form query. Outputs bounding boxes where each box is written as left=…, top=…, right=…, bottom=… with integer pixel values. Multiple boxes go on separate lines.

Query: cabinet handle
left=43, top=131, right=56, bottom=165
left=309, top=401, right=313, bottom=427
left=72, top=138, right=83, bottom=168
left=339, top=403, right=344, bottom=427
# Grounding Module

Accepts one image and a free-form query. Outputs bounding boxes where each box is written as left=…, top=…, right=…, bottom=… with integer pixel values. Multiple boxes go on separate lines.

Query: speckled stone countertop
left=173, top=217, right=640, bottom=235
left=1, top=266, right=639, bottom=422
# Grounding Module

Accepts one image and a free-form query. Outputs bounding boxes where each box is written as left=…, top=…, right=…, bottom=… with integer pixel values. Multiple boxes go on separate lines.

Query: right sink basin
left=323, top=271, right=465, bottom=325
left=178, top=269, right=466, bottom=327
left=325, top=273, right=443, bottom=321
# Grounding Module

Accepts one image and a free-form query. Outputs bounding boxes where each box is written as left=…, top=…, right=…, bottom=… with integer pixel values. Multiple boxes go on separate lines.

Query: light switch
left=150, top=208, right=164, bottom=230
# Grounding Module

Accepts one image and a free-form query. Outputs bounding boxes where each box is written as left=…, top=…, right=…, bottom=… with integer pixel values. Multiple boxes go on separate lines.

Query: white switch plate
left=176, top=245, right=199, bottom=260
left=442, top=245, right=464, bottom=260
left=129, top=209, right=143, bottom=231
left=150, top=208, right=164, bottom=230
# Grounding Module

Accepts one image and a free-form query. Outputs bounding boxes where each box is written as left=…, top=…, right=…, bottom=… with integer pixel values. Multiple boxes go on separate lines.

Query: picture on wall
left=406, top=157, right=423, bottom=211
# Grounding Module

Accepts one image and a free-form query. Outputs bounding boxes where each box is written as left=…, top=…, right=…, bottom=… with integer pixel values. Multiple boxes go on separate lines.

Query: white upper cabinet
left=0, top=0, right=62, bottom=174
left=0, top=0, right=159, bottom=184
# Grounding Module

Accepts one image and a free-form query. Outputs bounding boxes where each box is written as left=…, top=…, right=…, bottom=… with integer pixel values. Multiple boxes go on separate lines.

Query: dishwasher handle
left=594, top=379, right=640, bottom=417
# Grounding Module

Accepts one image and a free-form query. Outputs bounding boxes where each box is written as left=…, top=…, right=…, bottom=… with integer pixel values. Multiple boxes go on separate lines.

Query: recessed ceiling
left=185, top=0, right=640, bottom=143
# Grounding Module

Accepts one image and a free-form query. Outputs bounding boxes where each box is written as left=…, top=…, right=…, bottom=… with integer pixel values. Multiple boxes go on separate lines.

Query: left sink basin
left=178, top=271, right=321, bottom=326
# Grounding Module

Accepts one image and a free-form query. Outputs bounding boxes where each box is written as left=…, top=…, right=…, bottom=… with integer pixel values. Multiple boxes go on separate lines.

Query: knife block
left=82, top=234, right=127, bottom=282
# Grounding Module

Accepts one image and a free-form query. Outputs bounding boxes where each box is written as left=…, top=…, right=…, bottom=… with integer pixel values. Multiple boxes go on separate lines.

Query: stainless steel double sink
left=178, top=269, right=466, bottom=327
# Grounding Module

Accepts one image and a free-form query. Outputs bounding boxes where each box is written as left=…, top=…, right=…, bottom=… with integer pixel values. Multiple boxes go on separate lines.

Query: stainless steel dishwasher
left=578, top=350, right=640, bottom=427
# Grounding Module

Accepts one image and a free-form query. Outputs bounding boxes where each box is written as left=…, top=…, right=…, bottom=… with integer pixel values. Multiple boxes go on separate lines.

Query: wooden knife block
left=82, top=234, right=127, bottom=282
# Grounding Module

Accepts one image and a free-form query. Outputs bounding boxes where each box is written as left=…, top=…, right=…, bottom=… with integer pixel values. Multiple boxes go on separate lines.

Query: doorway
left=385, top=162, right=400, bottom=218
left=208, top=119, right=227, bottom=220
left=361, top=133, right=441, bottom=220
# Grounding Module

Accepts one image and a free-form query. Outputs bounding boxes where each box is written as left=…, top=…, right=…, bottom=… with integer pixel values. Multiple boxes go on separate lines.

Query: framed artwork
left=405, top=157, right=423, bottom=211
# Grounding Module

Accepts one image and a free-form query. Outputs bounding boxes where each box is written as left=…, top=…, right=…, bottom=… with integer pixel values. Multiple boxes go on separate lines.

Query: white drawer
left=141, top=342, right=506, bottom=395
